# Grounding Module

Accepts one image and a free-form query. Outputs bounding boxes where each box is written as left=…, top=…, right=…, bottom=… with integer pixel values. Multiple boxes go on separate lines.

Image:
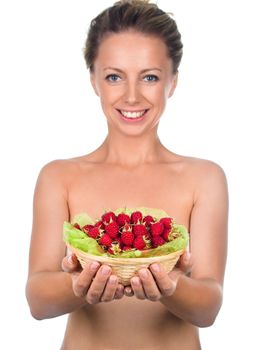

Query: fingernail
left=90, top=262, right=99, bottom=271
left=140, top=269, right=148, bottom=279
left=117, top=285, right=124, bottom=293
left=132, top=277, right=140, bottom=286
left=109, top=275, right=117, bottom=284
left=102, top=265, right=111, bottom=275
left=151, top=264, right=160, bottom=272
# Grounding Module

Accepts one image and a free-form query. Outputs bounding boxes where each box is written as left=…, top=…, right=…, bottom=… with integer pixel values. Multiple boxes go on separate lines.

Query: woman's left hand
left=124, top=251, right=192, bottom=301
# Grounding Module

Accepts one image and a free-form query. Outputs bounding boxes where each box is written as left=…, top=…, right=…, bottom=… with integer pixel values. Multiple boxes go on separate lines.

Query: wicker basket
left=67, top=244, right=184, bottom=286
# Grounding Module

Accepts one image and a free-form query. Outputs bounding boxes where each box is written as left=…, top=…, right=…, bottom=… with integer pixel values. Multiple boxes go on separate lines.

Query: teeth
left=120, top=110, right=146, bottom=118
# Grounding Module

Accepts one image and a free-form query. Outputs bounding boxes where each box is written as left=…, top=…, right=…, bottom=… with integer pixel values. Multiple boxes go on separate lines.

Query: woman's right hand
left=62, top=254, right=124, bottom=304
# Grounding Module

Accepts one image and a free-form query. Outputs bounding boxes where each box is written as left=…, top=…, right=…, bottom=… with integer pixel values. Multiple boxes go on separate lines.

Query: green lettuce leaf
left=63, top=222, right=105, bottom=256
left=71, top=213, right=95, bottom=227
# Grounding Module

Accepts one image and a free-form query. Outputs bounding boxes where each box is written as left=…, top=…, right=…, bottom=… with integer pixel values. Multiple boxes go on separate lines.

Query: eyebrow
left=103, top=67, right=162, bottom=73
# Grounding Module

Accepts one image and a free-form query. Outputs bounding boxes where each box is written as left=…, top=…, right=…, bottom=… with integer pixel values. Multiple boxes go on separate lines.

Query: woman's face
left=90, top=31, right=178, bottom=135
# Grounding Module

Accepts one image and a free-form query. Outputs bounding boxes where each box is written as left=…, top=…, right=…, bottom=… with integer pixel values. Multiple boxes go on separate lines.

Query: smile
left=119, top=109, right=148, bottom=119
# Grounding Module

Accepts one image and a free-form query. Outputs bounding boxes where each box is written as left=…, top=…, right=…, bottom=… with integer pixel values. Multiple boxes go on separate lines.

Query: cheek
left=100, top=85, right=123, bottom=103
left=145, top=86, right=168, bottom=105
left=154, top=85, right=171, bottom=111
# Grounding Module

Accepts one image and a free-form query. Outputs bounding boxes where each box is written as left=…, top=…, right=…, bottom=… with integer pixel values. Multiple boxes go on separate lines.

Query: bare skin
left=26, top=32, right=228, bottom=350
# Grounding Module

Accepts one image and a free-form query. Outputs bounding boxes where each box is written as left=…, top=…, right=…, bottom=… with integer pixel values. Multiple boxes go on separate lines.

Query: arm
left=26, top=270, right=86, bottom=319
left=128, top=161, right=228, bottom=327
left=25, top=161, right=123, bottom=320
left=161, top=162, right=228, bottom=326
left=26, top=161, right=85, bottom=319
left=159, top=272, right=223, bottom=327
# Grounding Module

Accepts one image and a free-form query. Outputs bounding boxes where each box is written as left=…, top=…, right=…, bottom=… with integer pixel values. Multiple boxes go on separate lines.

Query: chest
left=67, top=164, right=193, bottom=228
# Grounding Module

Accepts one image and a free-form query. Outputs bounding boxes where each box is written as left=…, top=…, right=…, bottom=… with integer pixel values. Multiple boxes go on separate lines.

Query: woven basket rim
left=67, top=244, right=184, bottom=265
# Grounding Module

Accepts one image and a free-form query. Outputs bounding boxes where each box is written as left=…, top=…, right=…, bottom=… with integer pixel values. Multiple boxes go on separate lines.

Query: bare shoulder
left=168, top=153, right=228, bottom=204
left=190, top=156, right=227, bottom=188
left=183, top=157, right=228, bottom=210
left=39, top=155, right=86, bottom=172
left=174, top=154, right=227, bottom=182
left=38, top=159, right=68, bottom=177
left=38, top=155, right=92, bottom=180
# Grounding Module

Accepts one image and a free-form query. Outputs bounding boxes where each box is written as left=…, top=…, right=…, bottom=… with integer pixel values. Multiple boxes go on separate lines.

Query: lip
left=116, top=109, right=149, bottom=122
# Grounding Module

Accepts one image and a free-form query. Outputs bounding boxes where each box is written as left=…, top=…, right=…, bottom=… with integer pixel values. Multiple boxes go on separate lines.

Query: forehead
left=93, top=31, right=172, bottom=71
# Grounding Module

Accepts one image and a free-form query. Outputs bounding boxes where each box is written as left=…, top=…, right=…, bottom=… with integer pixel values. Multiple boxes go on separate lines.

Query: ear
left=90, top=72, right=100, bottom=96
left=168, top=72, right=178, bottom=98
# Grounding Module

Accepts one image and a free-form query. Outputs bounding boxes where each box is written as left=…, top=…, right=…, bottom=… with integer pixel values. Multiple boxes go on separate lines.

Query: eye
left=105, top=74, right=121, bottom=82
left=143, top=75, right=159, bottom=82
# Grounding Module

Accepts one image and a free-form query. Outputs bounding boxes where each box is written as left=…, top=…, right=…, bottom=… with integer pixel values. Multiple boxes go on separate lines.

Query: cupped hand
left=61, top=254, right=124, bottom=304
left=124, top=251, right=192, bottom=301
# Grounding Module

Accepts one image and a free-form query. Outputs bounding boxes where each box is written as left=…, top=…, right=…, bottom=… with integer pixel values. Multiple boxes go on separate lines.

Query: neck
left=97, top=130, right=166, bottom=168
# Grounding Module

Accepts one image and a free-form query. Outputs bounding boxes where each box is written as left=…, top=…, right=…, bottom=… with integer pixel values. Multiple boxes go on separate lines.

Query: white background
left=1, top=0, right=261, bottom=349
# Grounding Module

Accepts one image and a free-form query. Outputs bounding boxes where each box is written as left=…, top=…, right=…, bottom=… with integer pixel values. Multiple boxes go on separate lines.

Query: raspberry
left=160, top=217, right=173, bottom=229
left=150, top=222, right=164, bottom=236
left=82, top=224, right=94, bottom=235
left=94, top=220, right=105, bottom=230
left=152, top=236, right=165, bottom=248
left=131, top=211, right=143, bottom=224
left=162, top=227, right=172, bottom=241
left=99, top=233, right=113, bottom=247
left=133, top=235, right=151, bottom=250
left=121, top=231, right=135, bottom=246
left=142, top=215, right=154, bottom=226
left=105, top=221, right=119, bottom=238
left=102, top=211, right=117, bottom=224
left=87, top=227, right=101, bottom=239
left=133, top=223, right=148, bottom=236
left=117, top=213, right=131, bottom=226
left=133, top=236, right=146, bottom=250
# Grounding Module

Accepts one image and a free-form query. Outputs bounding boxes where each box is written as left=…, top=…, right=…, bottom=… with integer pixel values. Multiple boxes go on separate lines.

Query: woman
left=26, top=1, right=228, bottom=349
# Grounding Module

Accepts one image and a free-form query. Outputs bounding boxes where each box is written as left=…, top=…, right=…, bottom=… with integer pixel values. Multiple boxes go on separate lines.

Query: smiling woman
left=25, top=1, right=228, bottom=350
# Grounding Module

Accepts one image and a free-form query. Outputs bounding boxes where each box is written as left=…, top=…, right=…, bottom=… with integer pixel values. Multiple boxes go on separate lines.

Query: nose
left=124, top=79, right=140, bottom=105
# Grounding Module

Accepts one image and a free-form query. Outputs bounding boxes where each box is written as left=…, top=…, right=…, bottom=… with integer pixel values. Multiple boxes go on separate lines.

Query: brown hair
left=84, top=0, right=183, bottom=73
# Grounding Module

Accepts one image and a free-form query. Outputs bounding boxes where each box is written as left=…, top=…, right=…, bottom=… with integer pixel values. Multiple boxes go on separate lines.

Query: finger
left=101, top=275, right=119, bottom=302
left=138, top=268, right=161, bottom=302
left=177, top=251, right=192, bottom=275
left=149, top=263, right=176, bottom=297
left=115, top=284, right=125, bottom=299
left=72, top=261, right=100, bottom=297
left=61, top=254, right=79, bottom=273
left=130, top=276, right=146, bottom=300
left=124, top=285, right=134, bottom=297
left=86, top=265, right=112, bottom=304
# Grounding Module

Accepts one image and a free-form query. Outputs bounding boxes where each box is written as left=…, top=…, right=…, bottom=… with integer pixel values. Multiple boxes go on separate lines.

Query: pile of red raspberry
left=74, top=210, right=176, bottom=255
